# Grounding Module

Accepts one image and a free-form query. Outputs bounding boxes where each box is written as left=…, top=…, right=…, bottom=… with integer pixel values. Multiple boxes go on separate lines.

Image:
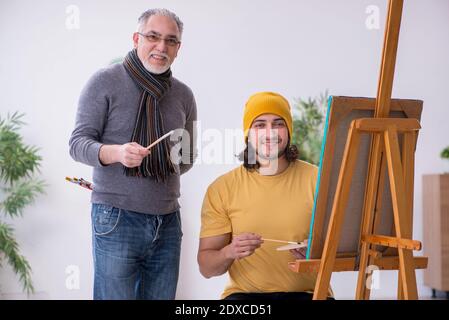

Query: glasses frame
left=137, top=32, right=181, bottom=47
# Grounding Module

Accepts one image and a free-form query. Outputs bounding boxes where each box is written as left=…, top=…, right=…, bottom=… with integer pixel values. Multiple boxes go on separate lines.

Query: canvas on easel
left=307, top=96, right=423, bottom=259
left=288, top=0, right=428, bottom=300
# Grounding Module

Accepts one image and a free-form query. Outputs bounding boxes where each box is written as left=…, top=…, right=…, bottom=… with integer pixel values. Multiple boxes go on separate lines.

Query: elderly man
left=69, top=8, right=197, bottom=300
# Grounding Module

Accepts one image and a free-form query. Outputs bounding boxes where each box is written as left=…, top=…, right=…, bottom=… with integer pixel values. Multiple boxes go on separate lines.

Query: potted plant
left=441, top=146, right=449, bottom=173
left=0, top=112, right=46, bottom=294
left=291, top=91, right=329, bottom=166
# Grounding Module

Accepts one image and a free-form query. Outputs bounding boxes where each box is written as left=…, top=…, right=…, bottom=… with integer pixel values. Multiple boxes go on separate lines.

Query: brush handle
left=261, top=238, right=298, bottom=245
left=146, top=130, right=174, bottom=150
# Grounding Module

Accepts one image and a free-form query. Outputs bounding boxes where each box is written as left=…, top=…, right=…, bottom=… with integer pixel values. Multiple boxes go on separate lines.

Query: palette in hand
left=260, top=238, right=308, bottom=251
left=276, top=242, right=308, bottom=251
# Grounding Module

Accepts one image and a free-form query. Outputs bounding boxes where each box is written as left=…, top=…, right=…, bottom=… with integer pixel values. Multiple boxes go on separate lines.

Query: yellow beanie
left=243, top=92, right=293, bottom=140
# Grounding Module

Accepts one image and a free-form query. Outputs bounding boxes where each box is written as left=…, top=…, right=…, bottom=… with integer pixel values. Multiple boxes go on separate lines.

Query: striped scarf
left=123, top=49, right=175, bottom=181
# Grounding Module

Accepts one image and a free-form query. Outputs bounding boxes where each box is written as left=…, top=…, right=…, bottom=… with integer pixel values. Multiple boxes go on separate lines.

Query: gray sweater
left=69, top=63, right=197, bottom=215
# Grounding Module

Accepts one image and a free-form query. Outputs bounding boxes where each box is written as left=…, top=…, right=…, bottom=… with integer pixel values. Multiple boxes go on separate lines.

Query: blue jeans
left=91, top=203, right=182, bottom=300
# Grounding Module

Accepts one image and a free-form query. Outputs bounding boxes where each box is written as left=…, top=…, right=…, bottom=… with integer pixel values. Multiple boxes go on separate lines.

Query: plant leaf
left=0, top=222, right=34, bottom=294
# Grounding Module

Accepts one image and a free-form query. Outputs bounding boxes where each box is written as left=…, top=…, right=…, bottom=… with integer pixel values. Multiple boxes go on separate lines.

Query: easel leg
left=356, top=134, right=387, bottom=300
left=397, top=131, right=417, bottom=300
left=355, top=133, right=383, bottom=300
left=356, top=243, right=372, bottom=299
left=314, top=122, right=361, bottom=299
left=384, top=127, right=418, bottom=299
left=401, top=131, right=416, bottom=238
left=398, top=272, right=404, bottom=299
left=367, top=152, right=388, bottom=299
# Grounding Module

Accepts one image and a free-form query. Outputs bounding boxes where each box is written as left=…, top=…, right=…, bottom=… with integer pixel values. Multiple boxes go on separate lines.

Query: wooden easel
left=289, top=0, right=427, bottom=299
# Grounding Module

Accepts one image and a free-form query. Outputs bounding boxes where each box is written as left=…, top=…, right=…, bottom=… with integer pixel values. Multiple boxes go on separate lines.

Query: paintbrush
left=146, top=130, right=175, bottom=150
left=261, top=238, right=302, bottom=245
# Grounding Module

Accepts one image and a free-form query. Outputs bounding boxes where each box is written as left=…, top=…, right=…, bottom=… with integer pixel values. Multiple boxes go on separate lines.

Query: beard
left=143, top=60, right=171, bottom=74
left=142, top=52, right=172, bottom=74
left=257, top=145, right=287, bottom=161
left=247, top=141, right=287, bottom=162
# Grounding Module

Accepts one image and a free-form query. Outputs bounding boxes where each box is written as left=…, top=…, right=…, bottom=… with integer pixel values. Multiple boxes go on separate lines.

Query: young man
left=198, top=92, right=327, bottom=300
left=69, top=9, right=196, bottom=300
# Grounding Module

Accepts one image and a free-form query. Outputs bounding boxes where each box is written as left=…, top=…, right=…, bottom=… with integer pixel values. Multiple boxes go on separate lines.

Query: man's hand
left=117, top=142, right=150, bottom=168
left=99, top=143, right=150, bottom=167
left=224, top=233, right=263, bottom=260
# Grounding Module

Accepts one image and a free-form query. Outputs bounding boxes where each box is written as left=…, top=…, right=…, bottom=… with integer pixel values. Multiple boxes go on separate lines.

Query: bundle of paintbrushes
left=65, top=177, right=93, bottom=190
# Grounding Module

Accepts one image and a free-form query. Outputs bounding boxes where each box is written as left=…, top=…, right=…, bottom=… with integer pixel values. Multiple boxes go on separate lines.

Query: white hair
left=137, top=8, right=183, bottom=38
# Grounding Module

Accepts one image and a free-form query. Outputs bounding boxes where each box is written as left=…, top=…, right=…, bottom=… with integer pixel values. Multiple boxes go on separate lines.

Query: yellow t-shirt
left=200, top=160, right=320, bottom=299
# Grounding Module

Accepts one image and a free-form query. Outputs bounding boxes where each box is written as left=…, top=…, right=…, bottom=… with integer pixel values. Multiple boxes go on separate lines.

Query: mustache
left=259, top=138, right=282, bottom=144
left=148, top=52, right=169, bottom=59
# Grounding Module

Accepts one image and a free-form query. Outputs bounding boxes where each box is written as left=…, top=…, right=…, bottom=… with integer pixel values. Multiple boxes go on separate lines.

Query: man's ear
left=132, top=32, right=139, bottom=48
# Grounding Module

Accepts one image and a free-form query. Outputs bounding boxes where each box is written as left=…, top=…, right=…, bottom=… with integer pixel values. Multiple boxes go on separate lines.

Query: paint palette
left=276, top=242, right=307, bottom=251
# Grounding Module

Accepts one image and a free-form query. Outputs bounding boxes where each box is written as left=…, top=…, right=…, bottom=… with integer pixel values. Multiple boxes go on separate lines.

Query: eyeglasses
left=137, top=32, right=181, bottom=47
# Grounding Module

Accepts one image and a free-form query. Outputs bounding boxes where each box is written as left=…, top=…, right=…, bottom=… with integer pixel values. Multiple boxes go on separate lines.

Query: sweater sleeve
left=69, top=69, right=109, bottom=168
left=179, top=89, right=198, bottom=175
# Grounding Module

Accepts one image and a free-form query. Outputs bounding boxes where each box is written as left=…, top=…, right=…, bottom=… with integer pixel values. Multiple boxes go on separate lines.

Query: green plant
left=0, top=112, right=46, bottom=294
left=441, top=146, right=449, bottom=160
left=109, top=57, right=124, bottom=65
left=291, top=91, right=329, bottom=165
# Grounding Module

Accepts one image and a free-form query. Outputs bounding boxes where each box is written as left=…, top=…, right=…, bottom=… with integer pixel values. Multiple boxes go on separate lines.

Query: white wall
left=0, top=0, right=448, bottom=299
